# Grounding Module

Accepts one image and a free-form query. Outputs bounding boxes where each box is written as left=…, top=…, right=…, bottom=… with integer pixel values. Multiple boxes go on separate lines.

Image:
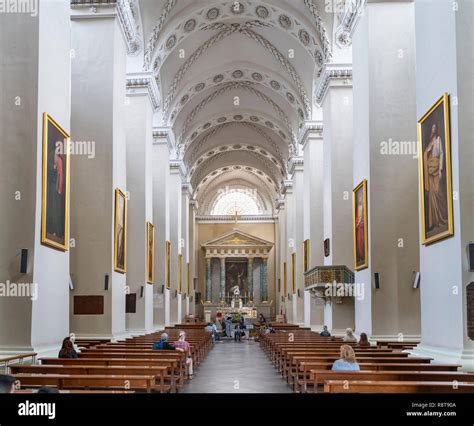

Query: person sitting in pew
left=320, top=325, right=331, bottom=337
left=58, top=337, right=78, bottom=358
left=0, top=375, right=16, bottom=393
left=331, top=345, right=360, bottom=372
left=342, top=328, right=357, bottom=343
left=357, top=332, right=371, bottom=347
left=265, top=324, right=276, bottom=334
left=153, top=333, right=176, bottom=350
left=174, top=331, right=194, bottom=380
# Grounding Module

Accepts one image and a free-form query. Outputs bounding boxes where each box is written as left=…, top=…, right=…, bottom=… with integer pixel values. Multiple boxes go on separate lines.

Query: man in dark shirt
left=320, top=325, right=331, bottom=337
left=153, top=333, right=176, bottom=350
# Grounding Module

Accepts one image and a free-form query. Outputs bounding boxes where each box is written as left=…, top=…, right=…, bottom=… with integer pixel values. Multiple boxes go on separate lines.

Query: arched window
left=211, top=189, right=261, bottom=216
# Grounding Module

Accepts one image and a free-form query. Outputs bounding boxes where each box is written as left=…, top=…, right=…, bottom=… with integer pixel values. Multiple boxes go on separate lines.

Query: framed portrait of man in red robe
left=41, top=113, right=70, bottom=251
left=352, top=179, right=368, bottom=271
left=114, top=188, right=127, bottom=273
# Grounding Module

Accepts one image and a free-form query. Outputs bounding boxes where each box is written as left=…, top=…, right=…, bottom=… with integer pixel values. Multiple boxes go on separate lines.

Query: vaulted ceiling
left=136, top=0, right=338, bottom=214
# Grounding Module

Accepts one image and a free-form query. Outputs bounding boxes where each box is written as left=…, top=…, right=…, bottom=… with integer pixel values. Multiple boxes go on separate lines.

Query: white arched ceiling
left=138, top=0, right=333, bottom=214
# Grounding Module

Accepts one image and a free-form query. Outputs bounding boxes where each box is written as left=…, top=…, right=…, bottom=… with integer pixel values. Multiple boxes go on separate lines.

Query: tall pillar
left=169, top=161, right=184, bottom=325
left=188, top=200, right=197, bottom=315
left=181, top=185, right=191, bottom=317
left=277, top=200, right=287, bottom=318
left=152, top=129, right=171, bottom=327
left=352, top=0, right=420, bottom=341
left=410, top=0, right=474, bottom=369
left=220, top=257, right=226, bottom=302
left=260, top=258, right=268, bottom=302
left=70, top=3, right=129, bottom=339
left=205, top=258, right=212, bottom=303
left=318, top=64, right=355, bottom=335
left=247, top=257, right=254, bottom=301
left=0, top=0, right=71, bottom=356
left=124, top=74, right=157, bottom=334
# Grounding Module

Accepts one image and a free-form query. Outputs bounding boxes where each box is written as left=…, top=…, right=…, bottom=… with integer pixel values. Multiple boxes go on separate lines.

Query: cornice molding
left=315, top=63, right=353, bottom=106
left=288, top=156, right=304, bottom=177
left=298, top=121, right=324, bottom=148
left=152, top=127, right=175, bottom=155
left=126, top=72, right=160, bottom=111
left=71, top=0, right=142, bottom=55
left=170, top=160, right=187, bottom=181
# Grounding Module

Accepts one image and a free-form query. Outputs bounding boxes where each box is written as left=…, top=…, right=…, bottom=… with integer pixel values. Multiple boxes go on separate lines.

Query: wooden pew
left=324, top=380, right=474, bottom=393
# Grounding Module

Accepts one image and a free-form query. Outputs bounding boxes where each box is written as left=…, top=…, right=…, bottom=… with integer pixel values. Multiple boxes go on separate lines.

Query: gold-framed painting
left=178, top=254, right=183, bottom=294
left=283, top=262, right=287, bottom=295
left=41, top=113, right=71, bottom=251
left=146, top=222, right=154, bottom=284
left=291, top=252, right=297, bottom=294
left=186, top=262, right=190, bottom=295
left=353, top=179, right=368, bottom=271
left=417, top=93, right=454, bottom=245
left=165, top=241, right=171, bottom=289
left=114, top=188, right=127, bottom=273
left=303, top=239, right=310, bottom=273
left=278, top=278, right=281, bottom=293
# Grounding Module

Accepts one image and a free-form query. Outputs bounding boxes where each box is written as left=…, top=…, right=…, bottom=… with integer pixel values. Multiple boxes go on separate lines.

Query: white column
left=0, top=0, right=71, bottom=356
left=124, top=75, right=155, bottom=334
left=411, top=0, right=474, bottom=369
left=276, top=201, right=287, bottom=318
left=69, top=4, right=128, bottom=339
left=188, top=200, right=197, bottom=315
left=152, top=130, right=171, bottom=328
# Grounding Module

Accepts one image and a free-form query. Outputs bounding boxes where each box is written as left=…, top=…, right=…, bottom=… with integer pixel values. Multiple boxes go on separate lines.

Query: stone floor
left=181, top=338, right=292, bottom=393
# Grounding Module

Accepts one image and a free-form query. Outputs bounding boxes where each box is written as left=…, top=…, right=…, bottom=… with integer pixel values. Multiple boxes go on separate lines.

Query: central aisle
left=182, top=340, right=292, bottom=393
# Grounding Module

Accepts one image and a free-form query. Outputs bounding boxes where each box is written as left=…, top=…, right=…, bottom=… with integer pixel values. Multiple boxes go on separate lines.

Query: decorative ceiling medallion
left=230, top=2, right=245, bottom=14
left=233, top=115, right=243, bottom=121
left=270, top=80, right=281, bottom=90
left=195, top=82, right=206, bottom=92
left=207, top=7, right=220, bottom=20
left=315, top=50, right=324, bottom=67
left=180, top=94, right=189, bottom=105
left=220, top=146, right=228, bottom=151
left=286, top=92, right=295, bottom=103
left=203, top=122, right=211, bottom=129
left=279, top=14, right=292, bottom=29
left=256, top=6, right=269, bottom=19
left=279, top=130, right=286, bottom=139
left=217, top=117, right=227, bottom=123
left=298, top=108, right=305, bottom=120
left=170, top=111, right=176, bottom=121
left=208, top=151, right=215, bottom=156
left=265, top=121, right=274, bottom=128
left=233, top=144, right=242, bottom=149
left=166, top=35, right=176, bottom=51
left=260, top=149, right=268, bottom=155
left=251, top=72, right=263, bottom=81
left=232, top=70, right=244, bottom=79
left=299, top=29, right=310, bottom=46
left=249, top=116, right=259, bottom=122
left=153, top=56, right=161, bottom=72
left=247, top=146, right=255, bottom=150
left=184, top=19, right=196, bottom=32
left=191, top=132, right=198, bottom=139
left=234, top=166, right=242, bottom=170
left=213, top=74, right=224, bottom=83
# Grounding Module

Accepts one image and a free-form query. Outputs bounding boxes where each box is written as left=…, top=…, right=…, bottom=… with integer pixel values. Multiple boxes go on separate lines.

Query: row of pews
left=9, top=327, right=212, bottom=393
left=259, top=326, right=474, bottom=393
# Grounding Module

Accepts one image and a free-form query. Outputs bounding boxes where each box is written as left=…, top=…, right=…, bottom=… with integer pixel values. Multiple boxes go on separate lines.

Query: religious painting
left=178, top=254, right=183, bottom=294
left=283, top=262, right=287, bottom=294
left=278, top=278, right=281, bottom=293
left=146, top=222, right=154, bottom=284
left=303, top=239, right=310, bottom=273
left=225, top=260, right=247, bottom=294
left=114, top=188, right=127, bottom=273
left=165, top=241, right=171, bottom=289
left=186, top=262, right=190, bottom=295
left=291, top=252, right=296, bottom=294
left=352, top=179, right=368, bottom=271
left=324, top=238, right=330, bottom=257
left=41, top=113, right=71, bottom=251
left=417, top=93, right=454, bottom=245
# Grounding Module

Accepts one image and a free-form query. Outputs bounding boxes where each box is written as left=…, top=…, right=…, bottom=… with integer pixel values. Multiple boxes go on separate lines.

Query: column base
left=410, top=344, right=474, bottom=371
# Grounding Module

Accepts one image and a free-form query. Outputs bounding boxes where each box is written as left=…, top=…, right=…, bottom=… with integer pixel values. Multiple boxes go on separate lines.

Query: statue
left=230, top=285, right=243, bottom=310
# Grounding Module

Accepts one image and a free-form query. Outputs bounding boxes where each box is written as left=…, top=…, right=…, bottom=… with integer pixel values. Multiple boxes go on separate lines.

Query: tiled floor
left=182, top=338, right=292, bottom=393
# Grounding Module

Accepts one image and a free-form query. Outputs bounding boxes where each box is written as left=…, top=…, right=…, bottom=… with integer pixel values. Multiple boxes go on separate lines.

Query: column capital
left=126, top=72, right=160, bottom=112
left=182, top=182, right=194, bottom=197
left=153, top=126, right=175, bottom=151
left=288, top=156, right=304, bottom=177
left=170, top=160, right=187, bottom=181
left=315, top=63, right=353, bottom=107
left=71, top=0, right=142, bottom=56
left=298, top=121, right=324, bottom=148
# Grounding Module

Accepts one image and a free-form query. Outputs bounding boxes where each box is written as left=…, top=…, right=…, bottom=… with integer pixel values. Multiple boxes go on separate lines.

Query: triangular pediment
left=202, top=230, right=273, bottom=249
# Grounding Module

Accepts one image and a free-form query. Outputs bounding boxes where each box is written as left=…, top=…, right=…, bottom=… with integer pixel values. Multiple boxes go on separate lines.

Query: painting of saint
left=165, top=241, right=171, bottom=289
left=418, top=93, right=454, bottom=244
left=114, top=188, right=127, bottom=273
left=352, top=180, right=368, bottom=271
left=225, top=261, right=247, bottom=294
left=41, top=113, right=70, bottom=251
left=146, top=222, right=154, bottom=284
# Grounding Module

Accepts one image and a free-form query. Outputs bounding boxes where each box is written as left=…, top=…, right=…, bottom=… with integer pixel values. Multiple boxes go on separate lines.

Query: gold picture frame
left=165, top=240, right=171, bottom=289
left=352, top=179, right=368, bottom=271
left=146, top=222, right=154, bottom=284
left=114, top=188, right=127, bottom=273
left=291, top=252, right=297, bottom=294
left=186, top=262, right=190, bottom=295
left=303, top=239, right=310, bottom=273
left=417, top=93, right=454, bottom=245
left=178, top=254, right=183, bottom=294
left=283, top=262, right=287, bottom=295
left=41, top=113, right=71, bottom=251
